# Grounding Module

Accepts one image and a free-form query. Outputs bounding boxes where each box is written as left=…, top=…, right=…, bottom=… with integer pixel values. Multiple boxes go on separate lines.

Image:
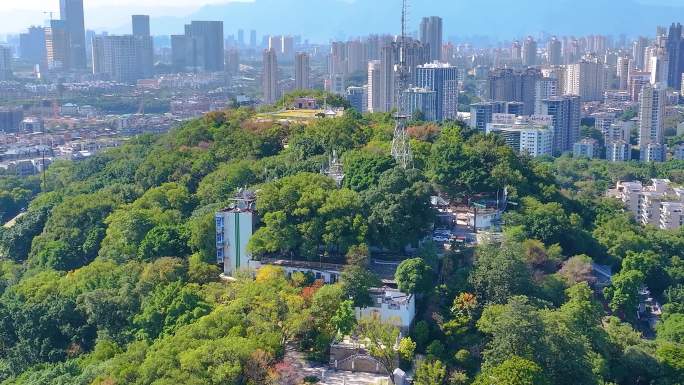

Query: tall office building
left=294, top=52, right=310, bottom=90
left=540, top=95, right=581, bottom=155
left=132, top=15, right=154, bottom=79
left=92, top=35, right=138, bottom=83
left=565, top=56, right=607, bottom=102
left=617, top=56, right=630, bottom=90
left=45, top=20, right=70, bottom=70
left=0, top=46, right=12, bottom=81
left=172, top=21, right=224, bottom=72
left=420, top=16, right=443, bottom=62
left=639, top=83, right=666, bottom=162
left=487, top=68, right=540, bottom=115
left=547, top=36, right=562, bottom=66
left=666, top=23, right=684, bottom=90
left=416, top=62, right=459, bottom=121
left=19, top=27, right=46, bottom=67
left=59, top=0, right=86, bottom=69
left=262, top=48, right=279, bottom=104
left=522, top=36, right=537, bottom=67
left=367, top=60, right=383, bottom=113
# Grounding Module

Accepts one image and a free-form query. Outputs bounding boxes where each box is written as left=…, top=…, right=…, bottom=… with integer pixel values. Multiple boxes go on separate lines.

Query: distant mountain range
left=144, top=0, right=684, bottom=44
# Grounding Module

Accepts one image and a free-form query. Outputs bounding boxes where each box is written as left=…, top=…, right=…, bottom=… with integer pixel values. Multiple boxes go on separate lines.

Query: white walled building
left=215, top=192, right=257, bottom=276
left=639, top=83, right=666, bottom=162
left=573, top=138, right=600, bottom=159
left=609, top=179, right=684, bottom=230
left=355, top=288, right=416, bottom=333
left=486, top=114, right=554, bottom=157
left=606, top=140, right=631, bottom=162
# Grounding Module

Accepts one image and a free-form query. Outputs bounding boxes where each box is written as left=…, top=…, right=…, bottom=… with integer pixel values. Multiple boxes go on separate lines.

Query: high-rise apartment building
left=617, top=56, right=630, bottom=90
left=416, top=62, right=459, bottom=121
left=281, top=36, right=294, bottom=59
left=250, top=30, right=257, bottom=48
left=132, top=15, right=151, bottom=37
left=346, top=86, right=368, bottom=113
left=486, top=114, right=554, bottom=157
left=420, top=16, right=443, bottom=62
left=262, top=48, right=279, bottom=104
left=540, top=95, right=581, bottom=155
left=60, top=0, right=87, bottom=69
left=237, top=29, right=245, bottom=47
left=522, top=36, right=537, bottom=67
left=92, top=35, right=138, bottom=83
left=487, top=68, right=540, bottom=115
left=402, top=87, right=437, bottom=121
left=633, top=37, right=649, bottom=70
left=45, top=20, right=70, bottom=70
left=225, top=49, right=239, bottom=75
left=132, top=15, right=154, bottom=79
left=638, top=83, right=666, bottom=162
left=171, top=21, right=224, bottom=72
left=534, top=77, right=559, bottom=115
left=294, top=52, right=310, bottom=90
left=367, top=60, right=383, bottom=113
left=547, top=36, right=562, bottom=66
left=19, top=27, right=46, bottom=67
left=565, top=55, right=607, bottom=102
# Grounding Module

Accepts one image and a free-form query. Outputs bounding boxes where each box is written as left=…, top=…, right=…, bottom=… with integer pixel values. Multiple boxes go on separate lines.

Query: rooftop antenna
left=390, top=0, right=413, bottom=169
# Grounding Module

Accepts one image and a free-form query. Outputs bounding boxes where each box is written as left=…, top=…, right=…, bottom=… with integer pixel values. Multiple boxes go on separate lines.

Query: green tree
left=395, top=258, right=433, bottom=295
left=414, top=360, right=447, bottom=385
left=469, top=243, right=532, bottom=304
left=604, top=269, right=644, bottom=319
left=473, top=356, right=549, bottom=385
left=331, top=300, right=356, bottom=336
left=137, top=225, right=191, bottom=261
left=355, top=316, right=402, bottom=384
left=340, top=266, right=380, bottom=307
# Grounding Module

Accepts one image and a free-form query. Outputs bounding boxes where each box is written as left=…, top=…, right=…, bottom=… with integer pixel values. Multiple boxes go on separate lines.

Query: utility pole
left=390, top=0, right=413, bottom=169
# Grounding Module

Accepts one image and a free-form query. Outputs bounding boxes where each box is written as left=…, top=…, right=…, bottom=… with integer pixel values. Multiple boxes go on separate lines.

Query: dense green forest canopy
left=0, top=104, right=683, bottom=384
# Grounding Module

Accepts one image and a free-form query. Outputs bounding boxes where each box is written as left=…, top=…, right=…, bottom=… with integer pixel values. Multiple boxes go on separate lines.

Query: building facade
left=639, top=83, right=666, bottom=162
left=60, top=0, right=87, bottom=69
left=415, top=62, right=459, bottom=121
left=262, top=48, right=279, bottom=104
left=540, top=95, right=581, bottom=155
left=294, top=52, right=310, bottom=90
left=610, top=179, right=684, bottom=230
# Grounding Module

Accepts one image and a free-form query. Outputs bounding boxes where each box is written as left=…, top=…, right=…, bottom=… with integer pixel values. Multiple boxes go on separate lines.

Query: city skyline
left=3, top=0, right=684, bottom=44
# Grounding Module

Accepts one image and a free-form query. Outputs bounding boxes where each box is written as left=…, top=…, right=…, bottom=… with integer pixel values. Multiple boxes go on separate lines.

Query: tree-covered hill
left=0, top=105, right=682, bottom=384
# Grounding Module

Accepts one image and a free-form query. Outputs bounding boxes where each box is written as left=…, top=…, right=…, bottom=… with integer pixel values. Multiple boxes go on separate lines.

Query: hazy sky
left=0, top=0, right=245, bottom=35
left=2, top=0, right=684, bottom=42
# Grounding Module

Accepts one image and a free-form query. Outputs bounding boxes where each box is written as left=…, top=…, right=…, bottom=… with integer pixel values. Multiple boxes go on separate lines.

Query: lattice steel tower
left=391, top=0, right=413, bottom=169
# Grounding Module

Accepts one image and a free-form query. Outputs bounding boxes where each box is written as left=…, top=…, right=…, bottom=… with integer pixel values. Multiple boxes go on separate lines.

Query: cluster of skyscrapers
left=4, top=2, right=684, bottom=163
